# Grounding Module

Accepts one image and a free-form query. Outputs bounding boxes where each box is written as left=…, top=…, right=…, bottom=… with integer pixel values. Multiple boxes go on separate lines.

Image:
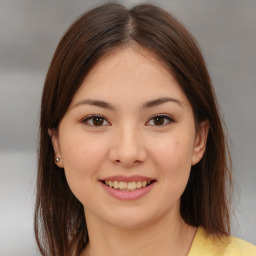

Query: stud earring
left=55, top=157, right=60, bottom=163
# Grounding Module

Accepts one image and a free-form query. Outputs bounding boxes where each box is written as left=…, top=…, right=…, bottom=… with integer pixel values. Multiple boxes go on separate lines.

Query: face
left=50, top=46, right=208, bottom=229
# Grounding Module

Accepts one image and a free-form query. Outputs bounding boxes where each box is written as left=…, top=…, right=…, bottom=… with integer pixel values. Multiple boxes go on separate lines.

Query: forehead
left=71, top=46, right=189, bottom=106
left=91, top=45, right=168, bottom=74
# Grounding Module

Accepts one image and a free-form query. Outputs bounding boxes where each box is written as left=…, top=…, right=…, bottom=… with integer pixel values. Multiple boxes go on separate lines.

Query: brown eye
left=82, top=115, right=110, bottom=127
left=146, top=115, right=174, bottom=126
left=153, top=116, right=165, bottom=126
left=92, top=117, right=104, bottom=126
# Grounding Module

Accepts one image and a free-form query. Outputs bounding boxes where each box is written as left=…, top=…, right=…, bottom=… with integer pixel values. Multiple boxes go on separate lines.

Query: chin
left=102, top=208, right=161, bottom=230
left=108, top=217, right=150, bottom=230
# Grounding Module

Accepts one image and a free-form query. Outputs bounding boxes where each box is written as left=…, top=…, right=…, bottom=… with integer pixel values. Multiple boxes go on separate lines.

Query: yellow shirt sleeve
left=188, top=226, right=256, bottom=256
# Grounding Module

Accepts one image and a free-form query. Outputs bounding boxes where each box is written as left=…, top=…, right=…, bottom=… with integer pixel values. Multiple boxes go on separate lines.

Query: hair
left=34, top=2, right=232, bottom=256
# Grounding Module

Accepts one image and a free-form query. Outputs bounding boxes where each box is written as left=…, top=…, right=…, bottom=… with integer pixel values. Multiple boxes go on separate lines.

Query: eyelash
left=81, top=115, right=110, bottom=127
left=145, top=114, right=174, bottom=126
left=81, top=114, right=174, bottom=127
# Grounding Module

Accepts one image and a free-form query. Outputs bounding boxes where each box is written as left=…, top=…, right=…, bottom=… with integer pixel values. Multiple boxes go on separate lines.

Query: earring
left=55, top=157, right=60, bottom=163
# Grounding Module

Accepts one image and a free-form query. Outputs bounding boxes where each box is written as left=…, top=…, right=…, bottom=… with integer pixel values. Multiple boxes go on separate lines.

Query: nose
left=108, top=125, right=147, bottom=168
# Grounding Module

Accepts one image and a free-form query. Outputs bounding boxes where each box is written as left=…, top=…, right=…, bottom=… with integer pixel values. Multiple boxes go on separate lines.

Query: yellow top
left=188, top=227, right=256, bottom=256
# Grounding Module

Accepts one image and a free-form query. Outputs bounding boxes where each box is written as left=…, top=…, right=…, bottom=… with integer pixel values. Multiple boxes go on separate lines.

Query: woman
left=34, top=3, right=256, bottom=256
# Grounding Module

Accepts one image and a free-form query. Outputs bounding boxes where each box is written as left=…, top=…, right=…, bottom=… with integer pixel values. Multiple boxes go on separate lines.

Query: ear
left=191, top=120, right=209, bottom=166
left=48, top=128, right=64, bottom=168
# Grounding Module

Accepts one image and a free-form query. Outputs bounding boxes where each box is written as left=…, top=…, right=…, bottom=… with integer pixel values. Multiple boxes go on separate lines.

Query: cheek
left=151, top=133, right=195, bottom=186
left=61, top=131, right=106, bottom=171
left=154, top=135, right=194, bottom=168
left=59, top=131, right=108, bottom=197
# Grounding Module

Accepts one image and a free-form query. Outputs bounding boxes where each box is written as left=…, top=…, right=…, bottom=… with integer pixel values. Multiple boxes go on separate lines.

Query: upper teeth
left=104, top=180, right=151, bottom=191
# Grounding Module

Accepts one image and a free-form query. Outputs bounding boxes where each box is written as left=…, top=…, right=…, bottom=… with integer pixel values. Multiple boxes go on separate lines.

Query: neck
left=81, top=209, right=197, bottom=256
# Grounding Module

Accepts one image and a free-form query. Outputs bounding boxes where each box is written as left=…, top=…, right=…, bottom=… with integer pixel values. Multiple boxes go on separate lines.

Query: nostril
left=108, top=140, right=147, bottom=166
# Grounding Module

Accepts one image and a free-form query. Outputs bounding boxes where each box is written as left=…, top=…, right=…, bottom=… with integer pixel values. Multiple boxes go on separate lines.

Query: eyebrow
left=71, top=97, right=183, bottom=110
left=141, top=97, right=183, bottom=109
left=71, top=99, right=115, bottom=110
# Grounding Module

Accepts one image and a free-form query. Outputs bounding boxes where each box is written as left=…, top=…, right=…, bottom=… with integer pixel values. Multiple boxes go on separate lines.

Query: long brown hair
left=35, top=3, right=232, bottom=255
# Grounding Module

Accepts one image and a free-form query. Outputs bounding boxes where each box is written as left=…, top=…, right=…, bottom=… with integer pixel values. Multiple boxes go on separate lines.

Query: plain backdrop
left=0, top=0, right=255, bottom=255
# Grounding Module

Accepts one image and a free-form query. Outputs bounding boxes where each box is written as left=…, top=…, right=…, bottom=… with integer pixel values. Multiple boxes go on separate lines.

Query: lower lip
left=101, top=182, right=155, bottom=201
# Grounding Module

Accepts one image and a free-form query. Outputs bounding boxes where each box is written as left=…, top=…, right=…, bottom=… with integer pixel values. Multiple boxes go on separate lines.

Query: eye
left=82, top=115, right=110, bottom=127
left=146, top=114, right=174, bottom=126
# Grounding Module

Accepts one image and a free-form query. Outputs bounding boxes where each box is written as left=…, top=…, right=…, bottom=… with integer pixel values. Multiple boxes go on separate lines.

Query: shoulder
left=226, top=236, right=256, bottom=255
left=188, top=227, right=256, bottom=256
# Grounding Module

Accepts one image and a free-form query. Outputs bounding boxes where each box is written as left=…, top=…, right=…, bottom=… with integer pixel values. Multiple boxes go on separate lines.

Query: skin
left=50, top=45, right=209, bottom=256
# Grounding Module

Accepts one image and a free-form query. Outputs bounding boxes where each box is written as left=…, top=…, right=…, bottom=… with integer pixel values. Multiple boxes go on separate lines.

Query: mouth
left=101, top=180, right=156, bottom=191
left=100, top=176, right=156, bottom=200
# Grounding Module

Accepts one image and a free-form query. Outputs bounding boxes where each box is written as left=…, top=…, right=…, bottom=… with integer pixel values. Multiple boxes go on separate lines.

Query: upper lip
left=100, top=175, right=156, bottom=182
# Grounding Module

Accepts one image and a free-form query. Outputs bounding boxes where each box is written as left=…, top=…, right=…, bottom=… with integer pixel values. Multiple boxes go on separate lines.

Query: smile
left=100, top=175, right=156, bottom=200
left=104, top=180, right=153, bottom=191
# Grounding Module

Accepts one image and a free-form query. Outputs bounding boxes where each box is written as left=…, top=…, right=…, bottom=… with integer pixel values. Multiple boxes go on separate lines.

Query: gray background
left=0, top=0, right=255, bottom=255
